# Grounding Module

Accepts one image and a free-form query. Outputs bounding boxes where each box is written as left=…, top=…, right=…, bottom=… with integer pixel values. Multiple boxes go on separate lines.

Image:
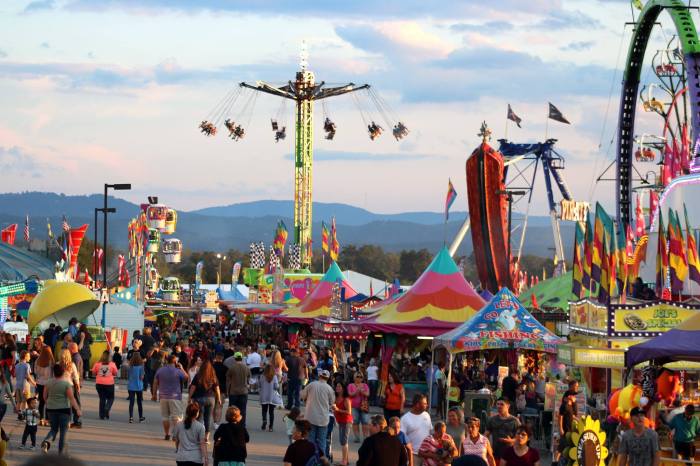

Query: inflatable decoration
left=616, top=384, right=642, bottom=420
left=607, top=389, right=621, bottom=421
left=567, top=416, right=608, bottom=466
left=656, top=369, right=682, bottom=406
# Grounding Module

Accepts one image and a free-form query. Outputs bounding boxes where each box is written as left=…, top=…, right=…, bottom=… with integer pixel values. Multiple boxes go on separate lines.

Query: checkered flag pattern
left=287, top=243, right=301, bottom=270
left=249, top=241, right=266, bottom=268
left=269, top=245, right=280, bottom=270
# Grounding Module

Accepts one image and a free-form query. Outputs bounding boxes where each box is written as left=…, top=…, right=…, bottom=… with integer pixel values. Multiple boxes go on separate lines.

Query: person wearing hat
left=618, top=407, right=659, bottom=466
left=226, top=352, right=251, bottom=426
left=668, top=404, right=700, bottom=460
left=301, top=368, right=335, bottom=456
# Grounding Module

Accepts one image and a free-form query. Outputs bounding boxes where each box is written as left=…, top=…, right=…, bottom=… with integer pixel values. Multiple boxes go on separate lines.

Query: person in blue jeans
left=127, top=351, right=145, bottom=423
left=41, top=364, right=82, bottom=455
left=302, top=370, right=335, bottom=458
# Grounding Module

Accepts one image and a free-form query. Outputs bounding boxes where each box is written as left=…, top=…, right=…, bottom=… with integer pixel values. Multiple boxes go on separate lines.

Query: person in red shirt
left=499, top=426, right=540, bottom=466
left=91, top=350, right=118, bottom=420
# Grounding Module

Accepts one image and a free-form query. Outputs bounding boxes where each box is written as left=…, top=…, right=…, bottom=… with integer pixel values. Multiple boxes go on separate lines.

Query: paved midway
left=2, top=380, right=361, bottom=466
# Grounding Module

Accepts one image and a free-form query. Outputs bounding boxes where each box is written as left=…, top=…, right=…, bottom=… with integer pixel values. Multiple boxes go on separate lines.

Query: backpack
left=304, top=440, right=328, bottom=466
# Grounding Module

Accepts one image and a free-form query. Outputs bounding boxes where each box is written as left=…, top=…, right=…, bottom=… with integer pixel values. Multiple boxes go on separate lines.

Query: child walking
left=20, top=397, right=39, bottom=450
left=283, top=406, right=301, bottom=444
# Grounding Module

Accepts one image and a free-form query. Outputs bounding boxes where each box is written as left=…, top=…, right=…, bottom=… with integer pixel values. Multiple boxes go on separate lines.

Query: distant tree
left=398, top=249, right=432, bottom=283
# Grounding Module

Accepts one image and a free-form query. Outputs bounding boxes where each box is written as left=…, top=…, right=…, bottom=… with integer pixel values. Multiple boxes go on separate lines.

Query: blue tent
left=434, top=287, right=562, bottom=353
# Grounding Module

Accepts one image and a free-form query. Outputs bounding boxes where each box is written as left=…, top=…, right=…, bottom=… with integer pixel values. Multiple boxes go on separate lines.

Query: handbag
left=272, top=389, right=284, bottom=407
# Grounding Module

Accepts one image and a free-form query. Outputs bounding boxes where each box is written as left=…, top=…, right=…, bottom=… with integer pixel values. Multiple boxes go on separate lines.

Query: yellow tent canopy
left=28, top=282, right=100, bottom=332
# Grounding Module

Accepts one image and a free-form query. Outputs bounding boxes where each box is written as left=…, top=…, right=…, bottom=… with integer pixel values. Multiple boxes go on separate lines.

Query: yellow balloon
left=618, top=384, right=642, bottom=414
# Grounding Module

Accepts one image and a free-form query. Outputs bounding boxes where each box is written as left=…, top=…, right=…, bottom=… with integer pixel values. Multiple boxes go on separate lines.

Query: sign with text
left=560, top=200, right=590, bottom=222
left=613, top=305, right=698, bottom=335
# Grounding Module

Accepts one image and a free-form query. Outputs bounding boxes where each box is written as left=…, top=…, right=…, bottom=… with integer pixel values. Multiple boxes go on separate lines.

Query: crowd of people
left=0, top=317, right=560, bottom=466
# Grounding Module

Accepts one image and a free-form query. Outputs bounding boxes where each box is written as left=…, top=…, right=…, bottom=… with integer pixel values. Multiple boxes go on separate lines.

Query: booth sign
left=611, top=304, right=700, bottom=337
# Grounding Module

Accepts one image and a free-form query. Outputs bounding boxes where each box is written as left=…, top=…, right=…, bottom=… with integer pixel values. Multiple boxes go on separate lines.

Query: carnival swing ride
left=198, top=45, right=409, bottom=268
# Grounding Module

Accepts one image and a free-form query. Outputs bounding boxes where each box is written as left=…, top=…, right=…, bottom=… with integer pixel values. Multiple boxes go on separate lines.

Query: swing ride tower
left=239, top=52, right=369, bottom=267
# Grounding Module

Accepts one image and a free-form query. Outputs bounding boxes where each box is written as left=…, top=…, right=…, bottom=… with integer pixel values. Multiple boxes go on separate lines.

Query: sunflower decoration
left=567, top=416, right=608, bottom=466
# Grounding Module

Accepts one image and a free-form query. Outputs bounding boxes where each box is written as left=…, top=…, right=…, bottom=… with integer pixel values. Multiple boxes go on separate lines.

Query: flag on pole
left=649, top=190, right=660, bottom=226
left=445, top=179, right=457, bottom=221
left=632, top=0, right=643, bottom=10
left=668, top=209, right=688, bottom=293
left=684, top=203, right=700, bottom=286
left=635, top=193, right=645, bottom=238
left=1, top=225, right=17, bottom=246
left=548, top=103, right=571, bottom=124
left=47, top=219, right=54, bottom=240
left=656, top=211, right=669, bottom=295
left=591, top=202, right=613, bottom=283
left=572, top=221, right=585, bottom=298
left=24, top=215, right=29, bottom=243
left=321, top=221, right=329, bottom=254
left=507, top=104, right=522, bottom=128
left=62, top=215, right=70, bottom=232
left=599, top=234, right=612, bottom=304
left=582, top=213, right=593, bottom=290
left=330, top=217, right=340, bottom=262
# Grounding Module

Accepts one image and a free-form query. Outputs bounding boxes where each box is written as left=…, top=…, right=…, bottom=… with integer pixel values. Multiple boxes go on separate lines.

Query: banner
left=232, top=262, right=241, bottom=285
left=68, top=224, right=89, bottom=280
left=612, top=304, right=698, bottom=335
left=1, top=224, right=17, bottom=246
left=195, top=261, right=204, bottom=292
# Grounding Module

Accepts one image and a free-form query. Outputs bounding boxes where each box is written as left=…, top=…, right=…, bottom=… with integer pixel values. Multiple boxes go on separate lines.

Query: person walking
left=284, top=347, right=307, bottom=410
left=333, top=382, right=353, bottom=466
left=41, top=364, right=82, bottom=455
left=401, top=394, right=432, bottom=466
left=499, top=426, right=540, bottom=466
left=34, top=345, right=53, bottom=427
left=348, top=371, right=371, bottom=442
left=357, top=414, right=408, bottom=466
left=668, top=404, right=699, bottom=460
left=189, top=359, right=221, bottom=443
left=173, top=402, right=208, bottom=466
left=259, top=364, right=280, bottom=432
left=461, top=417, right=496, bottom=466
left=226, top=352, right=251, bottom=427
left=447, top=408, right=466, bottom=447
left=618, top=407, right=660, bottom=466
left=152, top=354, right=189, bottom=440
left=127, top=351, right=146, bottom=423
left=301, top=369, right=335, bottom=456
left=77, top=324, right=92, bottom=381
left=384, top=371, right=406, bottom=420
left=485, top=398, right=520, bottom=465
left=92, top=350, right=118, bottom=420
left=213, top=406, right=249, bottom=466
left=0, top=366, right=16, bottom=428
left=59, top=348, right=81, bottom=429
left=14, top=350, right=37, bottom=418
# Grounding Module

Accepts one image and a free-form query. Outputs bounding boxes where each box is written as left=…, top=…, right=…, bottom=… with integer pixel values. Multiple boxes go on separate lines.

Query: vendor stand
left=434, top=287, right=562, bottom=432
left=355, top=247, right=486, bottom=407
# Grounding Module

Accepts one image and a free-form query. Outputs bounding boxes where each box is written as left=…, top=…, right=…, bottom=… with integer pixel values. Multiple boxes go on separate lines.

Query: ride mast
left=239, top=47, right=369, bottom=267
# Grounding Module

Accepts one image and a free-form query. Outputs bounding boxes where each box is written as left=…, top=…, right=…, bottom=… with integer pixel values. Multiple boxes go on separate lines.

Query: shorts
left=337, top=422, right=350, bottom=446
left=675, top=441, right=696, bottom=460
left=160, top=399, right=183, bottom=421
left=15, top=386, right=30, bottom=402
left=351, top=407, right=370, bottom=425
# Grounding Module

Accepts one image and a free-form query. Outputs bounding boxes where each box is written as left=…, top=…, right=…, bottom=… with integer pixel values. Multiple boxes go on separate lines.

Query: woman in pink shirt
left=347, top=372, right=370, bottom=442
left=92, top=350, right=118, bottom=420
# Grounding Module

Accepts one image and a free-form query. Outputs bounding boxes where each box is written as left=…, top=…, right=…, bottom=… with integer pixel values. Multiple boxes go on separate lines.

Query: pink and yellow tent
left=274, top=261, right=357, bottom=324
left=357, top=247, right=485, bottom=336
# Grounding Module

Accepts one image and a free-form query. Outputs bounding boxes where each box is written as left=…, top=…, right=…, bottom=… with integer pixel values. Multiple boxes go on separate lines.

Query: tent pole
left=446, top=352, right=453, bottom=421
left=429, top=347, right=435, bottom=414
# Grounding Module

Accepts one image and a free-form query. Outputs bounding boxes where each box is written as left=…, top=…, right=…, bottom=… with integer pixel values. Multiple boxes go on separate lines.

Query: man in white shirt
left=401, top=393, right=432, bottom=466
left=246, top=348, right=262, bottom=393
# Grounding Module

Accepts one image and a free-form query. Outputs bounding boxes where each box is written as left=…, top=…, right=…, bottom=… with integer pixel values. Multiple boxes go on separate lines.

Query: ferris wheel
left=615, top=0, right=700, bottom=226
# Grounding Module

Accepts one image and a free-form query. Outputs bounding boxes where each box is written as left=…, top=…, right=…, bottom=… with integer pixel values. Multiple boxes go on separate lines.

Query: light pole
left=101, top=183, right=131, bottom=328
left=216, top=253, right=226, bottom=287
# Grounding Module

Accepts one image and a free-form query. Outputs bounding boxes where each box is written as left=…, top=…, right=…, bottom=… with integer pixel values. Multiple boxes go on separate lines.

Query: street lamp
left=216, top=253, right=227, bottom=287
left=101, top=183, right=131, bottom=328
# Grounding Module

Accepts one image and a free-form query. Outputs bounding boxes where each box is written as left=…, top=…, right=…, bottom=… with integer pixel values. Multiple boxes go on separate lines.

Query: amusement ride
left=198, top=44, right=408, bottom=268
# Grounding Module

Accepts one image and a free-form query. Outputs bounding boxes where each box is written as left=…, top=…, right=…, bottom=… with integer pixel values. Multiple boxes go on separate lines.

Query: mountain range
left=0, top=193, right=573, bottom=257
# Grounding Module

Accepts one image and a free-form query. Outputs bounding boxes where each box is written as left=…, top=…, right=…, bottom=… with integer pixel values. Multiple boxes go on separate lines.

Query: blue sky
left=0, top=0, right=674, bottom=214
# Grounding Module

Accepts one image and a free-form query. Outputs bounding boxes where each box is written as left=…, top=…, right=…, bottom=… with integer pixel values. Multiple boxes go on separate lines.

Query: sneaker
left=70, top=422, right=82, bottom=429
left=164, top=434, right=170, bottom=441
left=139, top=417, right=146, bottom=423
left=29, top=445, right=36, bottom=451
left=19, top=444, right=27, bottom=450
left=129, top=418, right=133, bottom=423
left=41, top=441, right=50, bottom=453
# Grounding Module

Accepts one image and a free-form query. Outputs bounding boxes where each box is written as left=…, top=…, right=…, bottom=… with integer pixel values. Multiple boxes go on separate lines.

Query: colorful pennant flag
left=599, top=233, right=612, bottom=304
left=445, top=179, right=457, bottom=222
left=1, top=224, right=17, bottom=246
left=668, top=209, right=688, bottom=293
left=591, top=202, right=613, bottom=284
left=330, top=217, right=340, bottom=261
left=649, top=190, right=660, bottom=226
left=62, top=215, right=70, bottom=232
left=47, top=219, right=54, bottom=240
left=684, top=204, right=700, bottom=287
left=572, top=221, right=585, bottom=298
left=656, top=211, right=669, bottom=295
left=321, top=221, right=329, bottom=254
left=635, top=193, right=645, bottom=238
left=582, top=213, right=593, bottom=291
left=24, top=215, right=29, bottom=243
